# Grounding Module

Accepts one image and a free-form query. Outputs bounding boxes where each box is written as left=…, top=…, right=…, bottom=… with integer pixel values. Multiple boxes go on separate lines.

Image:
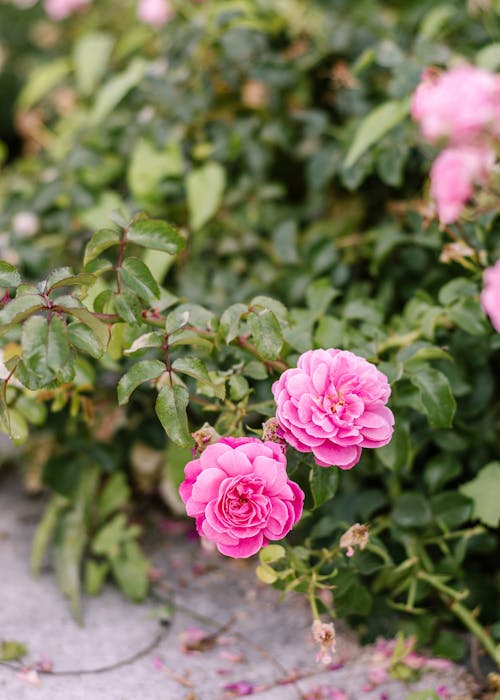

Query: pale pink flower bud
left=44, top=0, right=90, bottom=20
left=481, top=260, right=500, bottom=332
left=430, top=146, right=495, bottom=224
left=411, top=65, right=500, bottom=143
left=12, top=211, right=39, bottom=238
left=272, top=349, right=394, bottom=469
left=137, top=0, right=174, bottom=26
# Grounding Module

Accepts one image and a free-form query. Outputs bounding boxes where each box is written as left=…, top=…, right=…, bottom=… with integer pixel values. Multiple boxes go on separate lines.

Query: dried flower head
left=340, top=523, right=369, bottom=557
left=312, top=619, right=336, bottom=665
left=191, top=423, right=221, bottom=454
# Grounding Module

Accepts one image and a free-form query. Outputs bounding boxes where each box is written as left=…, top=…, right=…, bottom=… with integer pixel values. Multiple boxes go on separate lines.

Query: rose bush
left=1, top=0, right=500, bottom=667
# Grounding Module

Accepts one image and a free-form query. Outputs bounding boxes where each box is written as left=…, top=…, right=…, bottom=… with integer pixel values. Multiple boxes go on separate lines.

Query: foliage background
left=0, top=0, right=499, bottom=665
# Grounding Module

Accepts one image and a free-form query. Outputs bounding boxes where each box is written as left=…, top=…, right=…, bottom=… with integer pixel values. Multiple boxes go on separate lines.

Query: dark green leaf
left=83, top=228, right=121, bottom=266
left=410, top=368, right=456, bottom=429
left=127, top=217, right=185, bottom=254
left=119, top=257, right=160, bottom=301
left=309, top=467, right=339, bottom=509
left=392, top=492, right=432, bottom=530
left=248, top=309, right=283, bottom=360
left=155, top=383, right=191, bottom=446
left=117, top=359, right=165, bottom=405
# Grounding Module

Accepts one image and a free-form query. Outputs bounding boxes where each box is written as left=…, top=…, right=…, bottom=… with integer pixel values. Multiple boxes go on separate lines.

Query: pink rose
left=272, top=349, right=394, bottom=469
left=411, top=65, right=500, bottom=143
left=137, top=0, right=174, bottom=26
left=179, top=437, right=304, bottom=558
left=481, top=260, right=500, bottom=332
left=44, top=0, right=90, bottom=20
left=430, top=146, right=494, bottom=224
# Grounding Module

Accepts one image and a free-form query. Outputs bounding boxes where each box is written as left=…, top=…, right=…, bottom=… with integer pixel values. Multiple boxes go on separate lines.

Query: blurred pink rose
left=137, top=0, right=174, bottom=26
left=411, top=65, right=500, bottom=143
left=272, top=349, right=394, bottom=469
left=430, top=146, right=494, bottom=224
left=179, top=437, right=304, bottom=558
left=481, top=260, right=500, bottom=332
left=44, top=0, right=90, bottom=20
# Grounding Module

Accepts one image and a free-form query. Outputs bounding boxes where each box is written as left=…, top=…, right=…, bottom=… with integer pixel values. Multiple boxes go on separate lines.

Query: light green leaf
left=476, top=42, right=500, bottom=71
left=344, top=98, right=410, bottom=169
left=125, top=331, right=164, bottom=355
left=128, top=139, right=183, bottom=200
left=98, top=473, right=131, bottom=522
left=119, top=257, right=160, bottom=301
left=117, top=359, right=165, bottom=405
left=186, top=162, right=226, bottom=230
left=110, top=540, right=149, bottom=601
left=31, top=495, right=68, bottom=575
left=248, top=309, right=283, bottom=360
left=460, top=462, right=500, bottom=527
left=155, top=383, right=191, bottom=446
left=61, top=306, right=110, bottom=351
left=127, top=217, right=185, bottom=254
left=0, top=261, right=21, bottom=288
left=68, top=322, right=104, bottom=359
left=410, top=368, right=456, bottom=429
left=73, top=32, right=114, bottom=96
left=84, top=228, right=121, bottom=266
left=418, top=3, right=454, bottom=39
left=17, top=58, right=71, bottom=111
left=85, top=559, right=109, bottom=596
left=219, top=303, right=247, bottom=343
left=90, top=58, right=145, bottom=124
left=172, top=357, right=212, bottom=384
left=113, top=291, right=142, bottom=323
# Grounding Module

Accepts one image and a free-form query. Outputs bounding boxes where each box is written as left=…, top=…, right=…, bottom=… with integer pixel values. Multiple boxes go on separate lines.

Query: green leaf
left=98, top=473, right=131, bottom=522
left=47, top=315, right=72, bottom=374
left=119, top=257, right=160, bottom=301
left=0, top=261, right=21, bottom=288
left=309, top=467, right=339, bottom=509
left=128, top=139, right=183, bottom=200
left=49, top=273, right=96, bottom=292
left=62, top=306, right=110, bottom=351
left=17, top=58, right=71, bottom=110
left=430, top=492, right=472, bottom=530
left=85, top=559, right=110, bottom=596
left=125, top=331, right=164, bottom=355
left=418, top=3, right=454, bottom=39
left=0, top=641, right=28, bottom=662
left=344, top=98, right=410, bottom=169
left=114, top=291, right=142, bottom=322
left=186, top=161, right=226, bottom=230
left=127, top=217, right=185, bottom=254
left=306, top=279, right=339, bottom=316
left=410, top=368, right=456, bottom=429
left=460, top=462, right=500, bottom=527
left=68, top=322, right=104, bottom=359
left=117, top=359, right=165, bottom=405
left=476, top=42, right=500, bottom=70
left=73, top=32, right=114, bottom=95
left=424, top=455, right=461, bottom=494
left=110, top=540, right=149, bottom=602
left=260, top=544, right=286, bottom=564
left=392, top=492, right=432, bottom=530
left=155, top=383, right=191, bottom=446
left=92, top=514, right=129, bottom=558
left=31, top=495, right=68, bottom=575
left=172, top=357, right=212, bottom=385
left=248, top=309, right=283, bottom=360
left=219, top=303, right=247, bottom=343
left=84, top=228, right=121, bottom=266
left=376, top=420, right=410, bottom=471
left=447, top=298, right=489, bottom=336
left=0, top=294, right=43, bottom=332
left=90, top=58, right=146, bottom=124
left=53, top=505, right=87, bottom=624
left=43, top=456, right=84, bottom=498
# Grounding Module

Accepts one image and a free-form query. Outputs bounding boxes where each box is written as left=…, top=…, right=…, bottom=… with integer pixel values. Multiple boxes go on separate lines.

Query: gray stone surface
left=0, top=469, right=478, bottom=700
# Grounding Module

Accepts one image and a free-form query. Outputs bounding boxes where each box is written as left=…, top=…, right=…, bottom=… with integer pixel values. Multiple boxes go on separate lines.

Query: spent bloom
left=272, top=349, right=394, bottom=469
left=179, top=437, right=304, bottom=558
left=411, top=65, right=500, bottom=144
left=430, top=146, right=494, bottom=224
left=44, top=0, right=90, bottom=20
left=312, top=620, right=336, bottom=665
left=339, top=523, right=369, bottom=557
left=481, top=260, right=500, bottom=332
left=137, top=0, right=174, bottom=26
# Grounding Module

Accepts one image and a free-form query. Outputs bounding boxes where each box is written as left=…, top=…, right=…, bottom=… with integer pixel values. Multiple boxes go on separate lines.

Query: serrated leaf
left=460, top=462, right=500, bottom=527
left=309, top=467, right=339, bottom=509
left=62, top=306, right=110, bottom=350
left=84, top=228, right=121, bottom=266
left=47, top=315, right=72, bottom=374
left=68, top=322, right=104, bottom=359
left=155, top=383, right=191, bottom=446
left=248, top=309, right=283, bottom=360
left=125, top=331, right=164, bottom=355
left=344, top=98, right=410, bottom=169
left=117, top=359, right=165, bottom=405
left=186, top=162, right=226, bottom=230
left=172, top=356, right=212, bottom=384
left=410, top=368, right=456, bottom=429
left=49, top=273, right=96, bottom=292
left=0, top=294, right=43, bottom=332
left=127, top=217, right=185, bottom=254
left=114, top=291, right=142, bottom=322
left=119, top=257, right=160, bottom=301
left=219, top=303, right=247, bottom=343
left=0, top=261, right=21, bottom=288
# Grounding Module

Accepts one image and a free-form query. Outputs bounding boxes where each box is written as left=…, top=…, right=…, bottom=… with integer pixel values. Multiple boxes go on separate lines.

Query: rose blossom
left=272, top=349, right=394, bottom=469
left=411, top=65, right=500, bottom=143
left=179, top=437, right=304, bottom=558
left=481, top=259, right=500, bottom=332
left=44, top=0, right=90, bottom=20
left=137, top=0, right=174, bottom=26
left=430, top=146, right=494, bottom=224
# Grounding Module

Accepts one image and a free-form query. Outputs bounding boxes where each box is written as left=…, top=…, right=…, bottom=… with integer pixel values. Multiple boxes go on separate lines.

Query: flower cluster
left=411, top=65, right=500, bottom=224
left=272, top=349, right=394, bottom=469
left=179, top=437, right=304, bottom=558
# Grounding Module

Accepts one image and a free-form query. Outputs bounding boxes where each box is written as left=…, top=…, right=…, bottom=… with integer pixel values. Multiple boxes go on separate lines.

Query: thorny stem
left=417, top=570, right=500, bottom=667
left=114, top=226, right=129, bottom=294
left=162, top=334, right=174, bottom=388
